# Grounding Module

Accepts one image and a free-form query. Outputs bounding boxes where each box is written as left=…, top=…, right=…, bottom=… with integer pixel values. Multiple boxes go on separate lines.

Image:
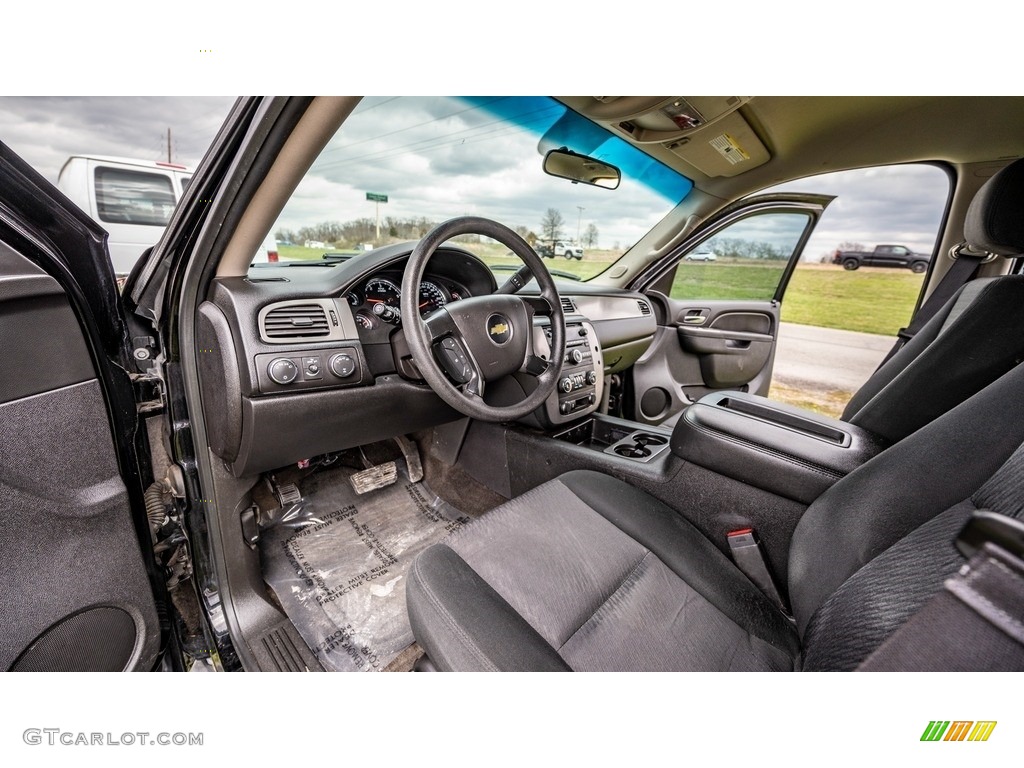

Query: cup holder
left=633, top=433, right=667, bottom=446
left=614, top=444, right=651, bottom=459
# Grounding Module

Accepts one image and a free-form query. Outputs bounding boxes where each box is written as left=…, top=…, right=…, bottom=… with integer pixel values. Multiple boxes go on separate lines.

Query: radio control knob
left=585, top=371, right=597, bottom=385
left=569, top=348, right=584, bottom=364
left=268, top=358, right=299, bottom=385
left=329, top=353, right=356, bottom=378
left=560, top=377, right=574, bottom=393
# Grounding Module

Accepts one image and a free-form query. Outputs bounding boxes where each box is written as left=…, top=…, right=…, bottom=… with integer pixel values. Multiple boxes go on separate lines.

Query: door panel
left=627, top=195, right=831, bottom=426
left=0, top=140, right=163, bottom=671
left=0, top=244, right=161, bottom=671
left=631, top=301, right=779, bottom=424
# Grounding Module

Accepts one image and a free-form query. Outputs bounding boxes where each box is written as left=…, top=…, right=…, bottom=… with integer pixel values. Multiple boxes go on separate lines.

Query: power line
left=311, top=102, right=564, bottom=173
left=318, top=96, right=508, bottom=156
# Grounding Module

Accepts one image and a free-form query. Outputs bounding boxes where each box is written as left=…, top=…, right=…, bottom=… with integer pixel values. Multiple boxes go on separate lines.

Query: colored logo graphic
left=921, top=721, right=997, bottom=742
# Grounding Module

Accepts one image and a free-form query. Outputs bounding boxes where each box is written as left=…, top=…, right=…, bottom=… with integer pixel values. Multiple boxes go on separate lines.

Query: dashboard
left=195, top=241, right=656, bottom=477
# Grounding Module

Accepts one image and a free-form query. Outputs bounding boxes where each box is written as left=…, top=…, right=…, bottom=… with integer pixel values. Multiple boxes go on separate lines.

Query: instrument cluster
left=344, top=273, right=470, bottom=332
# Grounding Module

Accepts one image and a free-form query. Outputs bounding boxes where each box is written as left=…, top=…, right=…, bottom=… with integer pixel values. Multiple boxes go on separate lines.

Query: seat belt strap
left=876, top=246, right=988, bottom=369
left=858, top=512, right=1024, bottom=671
left=726, top=528, right=790, bottom=614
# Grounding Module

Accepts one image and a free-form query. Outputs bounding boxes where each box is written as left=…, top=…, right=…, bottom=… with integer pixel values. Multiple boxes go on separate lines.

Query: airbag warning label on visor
left=710, top=133, right=750, bottom=165
left=260, top=465, right=469, bottom=672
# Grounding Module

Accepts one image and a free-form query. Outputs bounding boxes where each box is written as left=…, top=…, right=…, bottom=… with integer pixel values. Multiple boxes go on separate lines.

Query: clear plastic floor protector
left=260, top=464, right=470, bottom=671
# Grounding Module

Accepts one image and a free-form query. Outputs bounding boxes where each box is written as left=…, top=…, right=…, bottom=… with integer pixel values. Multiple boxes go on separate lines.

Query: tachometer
left=364, top=277, right=400, bottom=308
left=418, top=281, right=448, bottom=316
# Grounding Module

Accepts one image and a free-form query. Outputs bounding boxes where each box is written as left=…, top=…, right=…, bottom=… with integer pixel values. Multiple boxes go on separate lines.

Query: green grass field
left=672, top=262, right=924, bottom=337
left=783, top=265, right=924, bottom=336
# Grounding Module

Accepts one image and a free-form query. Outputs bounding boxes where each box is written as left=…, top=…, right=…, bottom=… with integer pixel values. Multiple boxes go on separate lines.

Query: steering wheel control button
left=438, top=338, right=471, bottom=383
left=328, top=353, right=356, bottom=378
left=268, top=358, right=299, bottom=385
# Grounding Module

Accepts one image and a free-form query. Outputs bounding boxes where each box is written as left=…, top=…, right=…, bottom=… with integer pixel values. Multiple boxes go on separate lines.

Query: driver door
left=627, top=195, right=832, bottom=425
left=0, top=142, right=164, bottom=671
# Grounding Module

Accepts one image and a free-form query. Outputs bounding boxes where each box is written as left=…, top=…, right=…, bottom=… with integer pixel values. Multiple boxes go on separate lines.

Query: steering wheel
left=401, top=216, right=566, bottom=422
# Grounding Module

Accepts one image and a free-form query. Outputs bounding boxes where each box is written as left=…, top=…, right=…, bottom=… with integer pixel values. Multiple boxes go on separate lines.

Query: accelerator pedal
left=349, top=462, right=398, bottom=495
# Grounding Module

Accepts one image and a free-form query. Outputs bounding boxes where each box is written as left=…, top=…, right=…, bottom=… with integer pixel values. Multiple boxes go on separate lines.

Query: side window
left=767, top=164, right=950, bottom=416
left=670, top=211, right=812, bottom=300
left=94, top=167, right=175, bottom=226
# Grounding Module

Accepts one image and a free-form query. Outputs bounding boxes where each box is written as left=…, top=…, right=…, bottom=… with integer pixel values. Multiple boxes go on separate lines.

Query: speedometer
left=364, top=277, right=400, bottom=308
left=418, top=281, right=448, bottom=316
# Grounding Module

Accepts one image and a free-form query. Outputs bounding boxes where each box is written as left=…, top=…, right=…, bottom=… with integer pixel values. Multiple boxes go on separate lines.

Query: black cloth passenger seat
left=843, top=157, right=1024, bottom=442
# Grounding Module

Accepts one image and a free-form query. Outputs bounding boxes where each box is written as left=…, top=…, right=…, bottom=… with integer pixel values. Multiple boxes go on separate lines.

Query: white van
left=58, top=155, right=193, bottom=275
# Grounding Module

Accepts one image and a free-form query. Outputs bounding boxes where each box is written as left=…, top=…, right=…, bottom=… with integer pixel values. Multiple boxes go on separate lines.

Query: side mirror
left=543, top=147, right=621, bottom=190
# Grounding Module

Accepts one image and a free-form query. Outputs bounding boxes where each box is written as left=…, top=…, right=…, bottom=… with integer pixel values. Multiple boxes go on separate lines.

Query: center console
left=670, top=390, right=890, bottom=504
left=531, top=317, right=605, bottom=427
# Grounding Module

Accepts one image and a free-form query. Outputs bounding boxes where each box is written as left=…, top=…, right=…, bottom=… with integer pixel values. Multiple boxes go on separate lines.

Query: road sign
left=366, top=192, right=388, bottom=203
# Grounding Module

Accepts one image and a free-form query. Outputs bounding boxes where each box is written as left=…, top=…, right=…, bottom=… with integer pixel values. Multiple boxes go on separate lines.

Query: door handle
left=679, top=309, right=709, bottom=325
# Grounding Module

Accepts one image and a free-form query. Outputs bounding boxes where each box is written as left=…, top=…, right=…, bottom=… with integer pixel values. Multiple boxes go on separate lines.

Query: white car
left=684, top=248, right=717, bottom=261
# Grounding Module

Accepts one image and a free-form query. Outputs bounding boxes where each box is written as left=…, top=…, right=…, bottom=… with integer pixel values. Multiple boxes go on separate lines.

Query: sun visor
left=663, top=111, right=770, bottom=178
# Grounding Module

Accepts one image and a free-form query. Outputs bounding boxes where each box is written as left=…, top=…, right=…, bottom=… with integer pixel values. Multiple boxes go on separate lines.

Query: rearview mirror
left=543, top=147, right=621, bottom=190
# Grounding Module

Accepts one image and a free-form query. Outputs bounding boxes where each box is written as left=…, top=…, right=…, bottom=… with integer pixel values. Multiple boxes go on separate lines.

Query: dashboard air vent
left=560, top=297, right=576, bottom=313
left=637, top=300, right=652, bottom=316
left=262, top=304, right=330, bottom=339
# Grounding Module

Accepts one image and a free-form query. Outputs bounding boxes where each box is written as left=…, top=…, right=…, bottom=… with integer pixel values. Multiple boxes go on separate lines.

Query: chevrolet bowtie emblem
left=486, top=314, right=513, bottom=345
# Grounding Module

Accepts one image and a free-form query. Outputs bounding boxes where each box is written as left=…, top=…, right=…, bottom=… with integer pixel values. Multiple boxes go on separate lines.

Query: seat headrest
left=965, top=157, right=1024, bottom=256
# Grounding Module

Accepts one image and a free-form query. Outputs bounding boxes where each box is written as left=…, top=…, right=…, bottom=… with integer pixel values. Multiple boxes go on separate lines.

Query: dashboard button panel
left=255, top=346, right=363, bottom=394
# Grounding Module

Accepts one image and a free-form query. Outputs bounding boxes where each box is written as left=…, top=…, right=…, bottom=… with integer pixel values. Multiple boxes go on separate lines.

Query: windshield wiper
left=490, top=264, right=581, bottom=281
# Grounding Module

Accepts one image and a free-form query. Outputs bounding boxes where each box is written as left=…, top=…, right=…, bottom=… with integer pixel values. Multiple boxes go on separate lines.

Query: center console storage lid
left=670, top=391, right=890, bottom=504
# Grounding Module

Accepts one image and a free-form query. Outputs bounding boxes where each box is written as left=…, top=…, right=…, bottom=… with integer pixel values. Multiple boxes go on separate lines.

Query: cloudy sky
left=0, top=96, right=951, bottom=259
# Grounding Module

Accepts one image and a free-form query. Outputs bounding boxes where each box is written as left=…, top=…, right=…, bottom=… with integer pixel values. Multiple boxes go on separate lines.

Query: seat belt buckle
left=727, top=528, right=790, bottom=615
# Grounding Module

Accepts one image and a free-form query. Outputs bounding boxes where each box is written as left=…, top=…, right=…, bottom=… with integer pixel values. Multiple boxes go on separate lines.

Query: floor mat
left=260, top=464, right=470, bottom=672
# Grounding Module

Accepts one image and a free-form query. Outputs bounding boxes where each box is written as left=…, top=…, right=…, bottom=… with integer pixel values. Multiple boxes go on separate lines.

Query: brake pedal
left=393, top=435, right=423, bottom=483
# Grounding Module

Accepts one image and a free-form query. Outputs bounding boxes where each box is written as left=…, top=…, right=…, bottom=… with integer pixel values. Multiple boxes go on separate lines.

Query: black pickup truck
left=831, top=244, right=930, bottom=273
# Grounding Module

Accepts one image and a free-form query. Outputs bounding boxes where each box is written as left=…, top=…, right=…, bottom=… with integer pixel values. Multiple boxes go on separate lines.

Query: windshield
left=264, top=96, right=694, bottom=280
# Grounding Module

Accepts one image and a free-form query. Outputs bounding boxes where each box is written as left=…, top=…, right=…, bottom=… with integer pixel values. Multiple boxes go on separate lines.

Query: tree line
left=277, top=208, right=599, bottom=249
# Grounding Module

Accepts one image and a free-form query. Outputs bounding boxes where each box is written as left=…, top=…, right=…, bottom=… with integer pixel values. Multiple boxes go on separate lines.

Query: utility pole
left=167, top=128, right=172, bottom=163
left=576, top=206, right=585, bottom=245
